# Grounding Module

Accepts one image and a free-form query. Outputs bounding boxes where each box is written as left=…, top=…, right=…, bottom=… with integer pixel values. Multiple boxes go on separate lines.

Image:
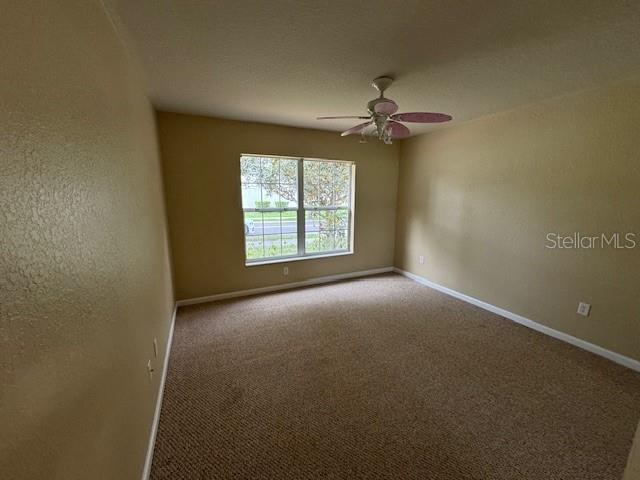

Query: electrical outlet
left=577, top=302, right=591, bottom=317
left=283, top=266, right=289, bottom=276
left=147, top=360, right=155, bottom=381
left=419, top=255, right=425, bottom=265
left=153, top=338, right=158, bottom=358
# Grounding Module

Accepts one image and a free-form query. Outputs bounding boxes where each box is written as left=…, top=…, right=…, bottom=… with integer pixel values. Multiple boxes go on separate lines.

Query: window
left=240, top=154, right=354, bottom=264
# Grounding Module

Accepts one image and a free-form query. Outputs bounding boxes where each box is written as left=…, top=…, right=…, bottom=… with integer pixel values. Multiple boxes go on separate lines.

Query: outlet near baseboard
left=577, top=302, right=591, bottom=317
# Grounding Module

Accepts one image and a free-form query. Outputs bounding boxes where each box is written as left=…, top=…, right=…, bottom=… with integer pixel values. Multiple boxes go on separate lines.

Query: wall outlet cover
left=577, top=302, right=591, bottom=316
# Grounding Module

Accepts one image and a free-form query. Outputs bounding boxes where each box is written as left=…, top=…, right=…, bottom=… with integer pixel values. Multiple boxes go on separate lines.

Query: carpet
left=151, top=273, right=640, bottom=479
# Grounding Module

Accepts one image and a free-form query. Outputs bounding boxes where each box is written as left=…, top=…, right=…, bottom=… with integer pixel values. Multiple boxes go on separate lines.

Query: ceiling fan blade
left=341, top=121, right=373, bottom=136
left=391, top=112, right=452, bottom=123
left=317, top=115, right=370, bottom=120
left=374, top=100, right=399, bottom=115
left=388, top=121, right=411, bottom=138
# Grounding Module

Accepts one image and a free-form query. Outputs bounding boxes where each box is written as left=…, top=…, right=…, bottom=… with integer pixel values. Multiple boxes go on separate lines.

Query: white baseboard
left=394, top=268, right=640, bottom=373
left=176, top=267, right=394, bottom=307
left=142, top=303, right=177, bottom=480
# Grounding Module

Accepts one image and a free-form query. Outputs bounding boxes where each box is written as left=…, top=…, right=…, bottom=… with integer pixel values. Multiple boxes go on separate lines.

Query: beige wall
left=395, top=79, right=640, bottom=361
left=0, top=1, right=174, bottom=479
left=157, top=112, right=398, bottom=300
left=625, top=421, right=640, bottom=480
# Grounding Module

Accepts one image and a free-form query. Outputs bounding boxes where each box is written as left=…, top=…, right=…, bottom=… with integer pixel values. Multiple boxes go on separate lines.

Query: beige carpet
left=151, top=274, right=640, bottom=479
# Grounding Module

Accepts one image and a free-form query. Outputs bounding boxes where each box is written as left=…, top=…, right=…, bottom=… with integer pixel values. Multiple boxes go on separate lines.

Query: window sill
left=245, top=250, right=354, bottom=267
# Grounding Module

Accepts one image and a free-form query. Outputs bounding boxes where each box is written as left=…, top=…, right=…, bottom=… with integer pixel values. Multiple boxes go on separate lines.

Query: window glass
left=241, top=155, right=352, bottom=263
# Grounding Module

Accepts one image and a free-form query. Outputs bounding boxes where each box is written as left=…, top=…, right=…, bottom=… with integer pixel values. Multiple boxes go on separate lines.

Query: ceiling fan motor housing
left=367, top=97, right=391, bottom=114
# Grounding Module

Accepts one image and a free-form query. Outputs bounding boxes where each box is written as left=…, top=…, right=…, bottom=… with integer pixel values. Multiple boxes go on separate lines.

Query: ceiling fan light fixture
left=382, top=125, right=393, bottom=144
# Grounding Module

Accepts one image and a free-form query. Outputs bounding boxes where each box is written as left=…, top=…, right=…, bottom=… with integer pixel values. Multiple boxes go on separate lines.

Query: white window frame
left=241, top=154, right=355, bottom=266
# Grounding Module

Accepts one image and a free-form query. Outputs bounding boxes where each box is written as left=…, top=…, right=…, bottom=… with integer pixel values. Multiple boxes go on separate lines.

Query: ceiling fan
left=317, top=76, right=452, bottom=144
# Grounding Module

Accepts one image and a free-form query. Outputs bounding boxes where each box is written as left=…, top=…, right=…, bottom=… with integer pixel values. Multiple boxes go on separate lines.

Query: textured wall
left=0, top=1, right=174, bottom=479
left=395, top=79, right=640, bottom=361
left=157, top=112, right=398, bottom=300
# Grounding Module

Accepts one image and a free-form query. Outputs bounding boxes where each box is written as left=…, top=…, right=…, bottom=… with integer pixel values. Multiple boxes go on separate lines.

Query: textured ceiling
left=115, top=0, right=640, bottom=136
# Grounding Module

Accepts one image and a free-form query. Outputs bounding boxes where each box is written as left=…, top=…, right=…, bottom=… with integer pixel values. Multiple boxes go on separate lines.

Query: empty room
left=2, top=1, right=640, bottom=479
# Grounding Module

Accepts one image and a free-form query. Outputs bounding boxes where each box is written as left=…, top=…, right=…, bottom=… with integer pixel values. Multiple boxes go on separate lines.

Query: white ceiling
left=115, top=0, right=640, bottom=136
